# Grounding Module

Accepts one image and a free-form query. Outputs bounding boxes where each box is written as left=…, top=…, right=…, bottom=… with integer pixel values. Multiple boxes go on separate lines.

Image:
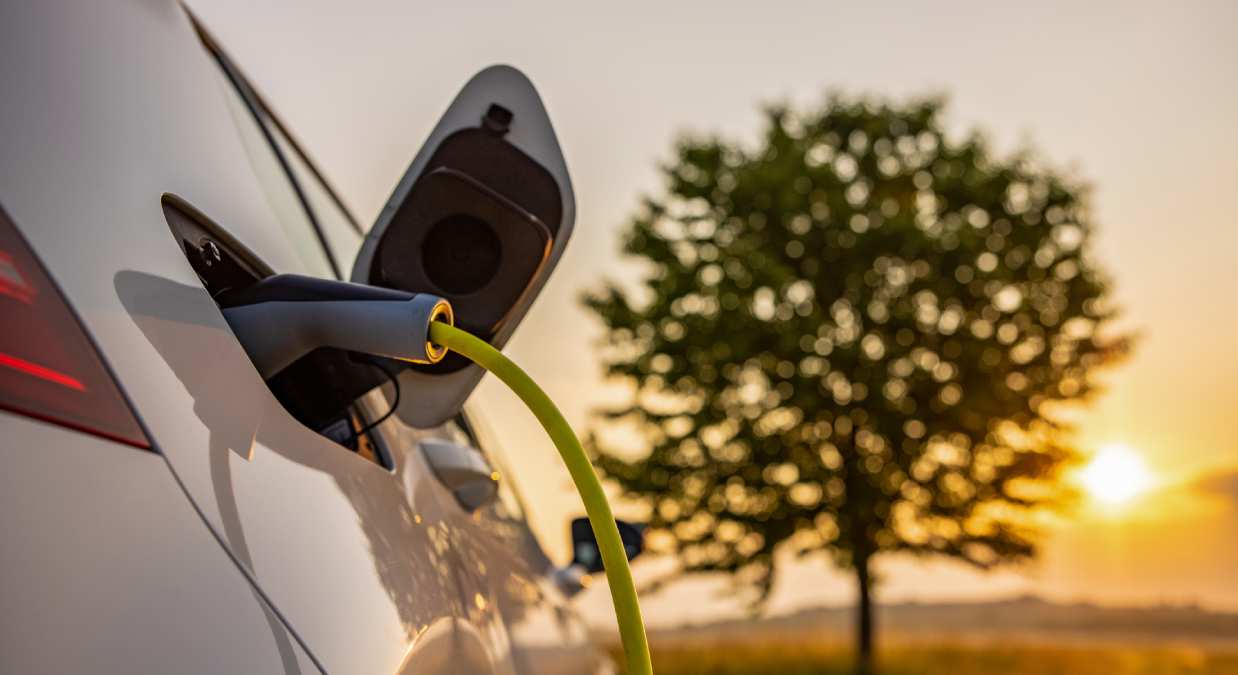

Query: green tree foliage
left=583, top=95, right=1129, bottom=669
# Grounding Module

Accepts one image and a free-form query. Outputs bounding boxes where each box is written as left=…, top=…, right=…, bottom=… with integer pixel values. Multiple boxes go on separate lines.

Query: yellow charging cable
left=429, top=321, right=653, bottom=675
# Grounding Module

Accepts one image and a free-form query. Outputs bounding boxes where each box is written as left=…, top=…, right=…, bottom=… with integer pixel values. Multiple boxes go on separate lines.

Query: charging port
left=164, top=196, right=396, bottom=468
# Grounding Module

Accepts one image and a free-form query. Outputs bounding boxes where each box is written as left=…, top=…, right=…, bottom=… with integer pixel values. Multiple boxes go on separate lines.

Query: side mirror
left=353, top=66, right=575, bottom=428
left=420, top=440, right=499, bottom=512
left=569, top=516, right=644, bottom=575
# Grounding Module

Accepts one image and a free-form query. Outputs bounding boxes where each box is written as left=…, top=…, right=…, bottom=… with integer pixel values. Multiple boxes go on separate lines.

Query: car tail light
left=0, top=205, right=149, bottom=449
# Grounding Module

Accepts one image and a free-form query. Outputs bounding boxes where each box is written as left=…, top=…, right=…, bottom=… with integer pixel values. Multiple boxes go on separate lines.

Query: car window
left=210, top=61, right=337, bottom=279
left=262, top=117, right=365, bottom=272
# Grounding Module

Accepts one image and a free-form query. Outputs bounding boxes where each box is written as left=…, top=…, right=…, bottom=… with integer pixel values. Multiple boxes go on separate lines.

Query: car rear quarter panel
left=0, top=414, right=320, bottom=674
left=0, top=3, right=606, bottom=673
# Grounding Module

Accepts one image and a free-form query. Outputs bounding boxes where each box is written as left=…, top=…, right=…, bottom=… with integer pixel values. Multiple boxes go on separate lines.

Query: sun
left=1078, top=443, right=1154, bottom=506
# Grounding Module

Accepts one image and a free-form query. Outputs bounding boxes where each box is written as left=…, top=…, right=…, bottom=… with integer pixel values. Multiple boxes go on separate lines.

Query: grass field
left=602, top=597, right=1238, bottom=674
left=609, top=639, right=1238, bottom=675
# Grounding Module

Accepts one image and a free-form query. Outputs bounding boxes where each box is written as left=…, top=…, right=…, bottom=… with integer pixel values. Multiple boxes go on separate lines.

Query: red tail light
left=0, top=205, right=149, bottom=449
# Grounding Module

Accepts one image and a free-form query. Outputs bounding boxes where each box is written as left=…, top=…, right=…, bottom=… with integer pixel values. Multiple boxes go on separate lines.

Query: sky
left=191, top=0, right=1238, bottom=624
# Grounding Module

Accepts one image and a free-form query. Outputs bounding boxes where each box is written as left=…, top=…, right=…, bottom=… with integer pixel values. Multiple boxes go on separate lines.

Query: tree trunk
left=854, top=553, right=874, bottom=675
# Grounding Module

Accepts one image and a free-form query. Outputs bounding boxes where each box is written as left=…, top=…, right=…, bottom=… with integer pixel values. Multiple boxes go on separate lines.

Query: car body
left=0, top=2, right=610, bottom=673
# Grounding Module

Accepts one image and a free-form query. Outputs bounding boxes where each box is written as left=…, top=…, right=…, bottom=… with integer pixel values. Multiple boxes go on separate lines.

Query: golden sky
left=195, top=0, right=1238, bottom=620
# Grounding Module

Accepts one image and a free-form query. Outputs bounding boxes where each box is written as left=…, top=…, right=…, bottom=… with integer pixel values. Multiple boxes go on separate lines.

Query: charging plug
left=220, top=274, right=452, bottom=379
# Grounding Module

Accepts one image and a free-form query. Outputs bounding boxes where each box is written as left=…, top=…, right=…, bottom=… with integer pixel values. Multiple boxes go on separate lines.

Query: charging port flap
left=353, top=65, right=575, bottom=428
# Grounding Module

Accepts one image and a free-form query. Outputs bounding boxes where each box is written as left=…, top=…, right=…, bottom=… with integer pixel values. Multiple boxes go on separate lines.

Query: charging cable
left=428, top=321, right=653, bottom=675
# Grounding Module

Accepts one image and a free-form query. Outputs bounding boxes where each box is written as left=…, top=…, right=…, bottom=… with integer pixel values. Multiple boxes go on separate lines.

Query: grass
left=608, top=638, right=1238, bottom=675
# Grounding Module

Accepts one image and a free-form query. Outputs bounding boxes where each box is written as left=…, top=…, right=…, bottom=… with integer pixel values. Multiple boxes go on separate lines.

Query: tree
left=583, top=95, right=1129, bottom=673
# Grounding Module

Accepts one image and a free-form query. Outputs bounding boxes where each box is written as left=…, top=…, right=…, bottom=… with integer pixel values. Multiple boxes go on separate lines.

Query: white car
left=0, top=2, right=627, bottom=673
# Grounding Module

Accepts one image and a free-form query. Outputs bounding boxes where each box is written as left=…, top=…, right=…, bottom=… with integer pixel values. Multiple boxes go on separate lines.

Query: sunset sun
left=1078, top=443, right=1154, bottom=506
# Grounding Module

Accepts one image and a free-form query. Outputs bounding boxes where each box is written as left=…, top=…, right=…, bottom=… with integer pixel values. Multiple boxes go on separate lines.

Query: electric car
left=0, top=2, right=623, bottom=673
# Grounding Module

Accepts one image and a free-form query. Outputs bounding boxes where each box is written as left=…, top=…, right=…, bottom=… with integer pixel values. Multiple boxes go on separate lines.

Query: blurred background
left=190, top=1, right=1237, bottom=672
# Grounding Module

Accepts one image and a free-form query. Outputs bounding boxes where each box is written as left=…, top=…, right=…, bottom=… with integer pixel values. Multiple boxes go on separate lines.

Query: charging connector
left=221, top=274, right=452, bottom=379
